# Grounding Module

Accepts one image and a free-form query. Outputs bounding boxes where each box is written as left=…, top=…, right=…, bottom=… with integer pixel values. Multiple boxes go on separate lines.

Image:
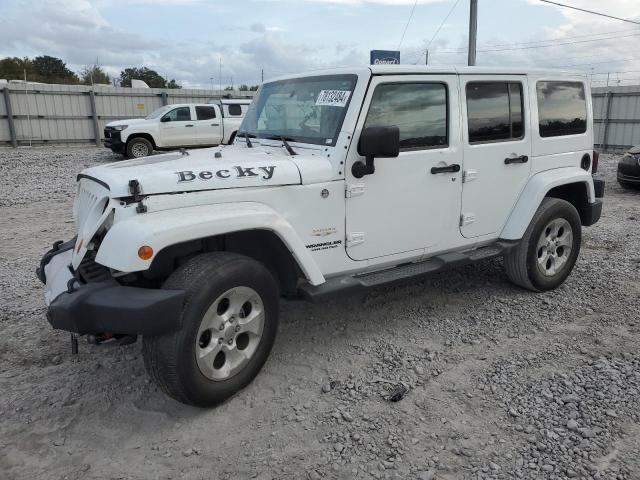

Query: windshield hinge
left=345, top=183, right=365, bottom=198
left=128, top=179, right=147, bottom=214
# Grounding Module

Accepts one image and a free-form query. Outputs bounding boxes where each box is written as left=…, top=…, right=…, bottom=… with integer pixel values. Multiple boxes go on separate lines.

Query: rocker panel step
left=299, top=241, right=517, bottom=302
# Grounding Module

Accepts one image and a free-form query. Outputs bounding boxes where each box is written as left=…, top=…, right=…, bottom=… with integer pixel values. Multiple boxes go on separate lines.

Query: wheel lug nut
left=229, top=316, right=235, bottom=323
left=219, top=324, right=225, bottom=331
left=218, top=337, right=223, bottom=344
left=235, top=326, right=240, bottom=332
left=227, top=339, right=233, bottom=345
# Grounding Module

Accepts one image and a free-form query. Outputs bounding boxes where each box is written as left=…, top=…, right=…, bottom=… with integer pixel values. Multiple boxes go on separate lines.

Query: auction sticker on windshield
left=315, top=90, right=351, bottom=107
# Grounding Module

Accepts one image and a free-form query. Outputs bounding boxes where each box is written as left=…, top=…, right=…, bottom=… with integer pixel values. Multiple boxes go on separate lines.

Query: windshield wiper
left=237, top=131, right=255, bottom=148
left=264, top=135, right=297, bottom=156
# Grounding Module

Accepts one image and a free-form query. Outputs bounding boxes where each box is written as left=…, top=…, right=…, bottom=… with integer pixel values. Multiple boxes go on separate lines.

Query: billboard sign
left=370, top=50, right=401, bottom=65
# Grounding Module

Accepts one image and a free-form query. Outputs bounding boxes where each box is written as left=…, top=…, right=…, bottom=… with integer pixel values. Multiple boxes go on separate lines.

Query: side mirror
left=160, top=116, right=171, bottom=123
left=352, top=126, right=400, bottom=178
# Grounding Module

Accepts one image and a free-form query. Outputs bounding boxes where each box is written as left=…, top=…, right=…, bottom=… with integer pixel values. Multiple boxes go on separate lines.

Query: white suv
left=104, top=99, right=251, bottom=158
left=39, top=66, right=604, bottom=406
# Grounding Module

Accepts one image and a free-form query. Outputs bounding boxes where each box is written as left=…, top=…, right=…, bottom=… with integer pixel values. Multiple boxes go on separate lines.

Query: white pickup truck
left=104, top=99, right=251, bottom=158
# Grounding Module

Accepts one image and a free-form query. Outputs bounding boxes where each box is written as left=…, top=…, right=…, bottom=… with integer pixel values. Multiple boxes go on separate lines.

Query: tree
left=119, top=67, right=181, bottom=88
left=249, top=85, right=259, bottom=91
left=0, top=57, right=31, bottom=81
left=224, top=85, right=234, bottom=91
left=31, top=55, right=78, bottom=84
left=79, top=65, right=110, bottom=85
left=238, top=84, right=249, bottom=91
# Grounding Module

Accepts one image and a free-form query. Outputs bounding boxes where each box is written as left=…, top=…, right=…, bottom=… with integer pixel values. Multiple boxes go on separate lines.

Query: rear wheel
left=142, top=252, right=279, bottom=407
left=126, top=137, right=153, bottom=158
left=504, top=198, right=581, bottom=292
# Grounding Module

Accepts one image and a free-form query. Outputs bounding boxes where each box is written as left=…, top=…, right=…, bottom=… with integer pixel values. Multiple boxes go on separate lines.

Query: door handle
left=504, top=155, right=528, bottom=164
left=431, top=164, right=461, bottom=174
left=211, top=123, right=220, bottom=126
left=185, top=124, right=194, bottom=127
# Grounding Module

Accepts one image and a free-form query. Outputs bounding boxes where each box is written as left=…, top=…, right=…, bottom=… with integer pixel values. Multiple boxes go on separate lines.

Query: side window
left=162, top=106, right=191, bottom=122
left=466, top=82, right=524, bottom=143
left=196, top=106, right=217, bottom=120
left=537, top=81, right=587, bottom=137
left=228, top=104, right=242, bottom=116
left=363, top=83, right=448, bottom=150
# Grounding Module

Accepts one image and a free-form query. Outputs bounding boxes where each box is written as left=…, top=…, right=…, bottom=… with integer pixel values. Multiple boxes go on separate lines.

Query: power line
left=397, top=0, right=419, bottom=50
left=409, top=0, right=461, bottom=64
left=539, top=0, right=640, bottom=25
left=404, top=29, right=640, bottom=59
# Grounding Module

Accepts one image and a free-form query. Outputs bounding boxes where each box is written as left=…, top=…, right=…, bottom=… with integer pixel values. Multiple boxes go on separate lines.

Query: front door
left=345, top=75, right=463, bottom=261
left=194, top=105, right=223, bottom=145
left=159, top=106, right=196, bottom=146
left=459, top=76, right=532, bottom=238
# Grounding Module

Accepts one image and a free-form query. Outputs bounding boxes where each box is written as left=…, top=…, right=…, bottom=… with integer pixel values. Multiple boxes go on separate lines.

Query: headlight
left=113, top=125, right=128, bottom=131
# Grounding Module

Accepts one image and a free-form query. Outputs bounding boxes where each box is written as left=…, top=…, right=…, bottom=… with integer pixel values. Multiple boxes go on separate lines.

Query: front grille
left=75, top=182, right=101, bottom=232
left=77, top=254, right=111, bottom=283
left=104, top=128, right=121, bottom=141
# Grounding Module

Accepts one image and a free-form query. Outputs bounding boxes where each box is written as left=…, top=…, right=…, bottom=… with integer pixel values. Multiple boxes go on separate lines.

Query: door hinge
left=345, top=183, right=365, bottom=198
left=346, top=232, right=365, bottom=247
left=462, top=170, right=478, bottom=183
left=460, top=213, right=476, bottom=227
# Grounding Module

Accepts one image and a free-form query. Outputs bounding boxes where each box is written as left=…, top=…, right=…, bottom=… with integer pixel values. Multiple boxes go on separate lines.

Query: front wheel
left=504, top=198, right=581, bottom=292
left=143, top=252, right=279, bottom=407
left=126, top=137, right=153, bottom=158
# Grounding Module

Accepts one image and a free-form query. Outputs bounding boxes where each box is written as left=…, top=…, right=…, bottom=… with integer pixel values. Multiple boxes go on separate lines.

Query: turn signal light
left=138, top=245, right=154, bottom=260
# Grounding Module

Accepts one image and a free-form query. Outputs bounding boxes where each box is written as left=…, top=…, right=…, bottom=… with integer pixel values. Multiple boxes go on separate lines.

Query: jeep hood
left=80, top=146, right=332, bottom=198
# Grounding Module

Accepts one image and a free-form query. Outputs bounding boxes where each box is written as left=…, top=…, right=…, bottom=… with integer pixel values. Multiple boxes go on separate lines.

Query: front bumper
left=38, top=241, right=184, bottom=336
left=103, top=129, right=125, bottom=153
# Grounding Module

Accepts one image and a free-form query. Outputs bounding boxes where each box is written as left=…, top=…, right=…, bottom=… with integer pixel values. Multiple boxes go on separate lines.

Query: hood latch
left=128, top=179, right=147, bottom=214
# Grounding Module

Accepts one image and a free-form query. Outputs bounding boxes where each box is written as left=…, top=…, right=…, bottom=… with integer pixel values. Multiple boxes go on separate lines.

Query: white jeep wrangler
left=39, top=66, right=604, bottom=407
left=104, top=99, right=251, bottom=158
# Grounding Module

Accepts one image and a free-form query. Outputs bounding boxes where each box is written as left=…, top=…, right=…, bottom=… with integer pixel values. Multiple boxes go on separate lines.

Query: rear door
left=159, top=106, right=197, bottom=146
left=194, top=105, right=223, bottom=145
left=459, top=76, right=532, bottom=238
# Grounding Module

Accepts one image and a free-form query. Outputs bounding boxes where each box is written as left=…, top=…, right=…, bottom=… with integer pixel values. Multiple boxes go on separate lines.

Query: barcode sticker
left=315, top=90, right=351, bottom=107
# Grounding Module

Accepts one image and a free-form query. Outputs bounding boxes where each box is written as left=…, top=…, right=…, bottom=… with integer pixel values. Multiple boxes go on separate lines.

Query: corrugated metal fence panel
left=593, top=85, right=640, bottom=152
left=0, top=87, right=8, bottom=142
left=0, top=82, right=255, bottom=146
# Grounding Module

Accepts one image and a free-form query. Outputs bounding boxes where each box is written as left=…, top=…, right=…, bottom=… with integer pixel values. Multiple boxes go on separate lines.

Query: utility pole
left=261, top=68, right=264, bottom=83
left=218, top=58, right=222, bottom=93
left=606, top=72, right=610, bottom=87
left=468, top=0, right=478, bottom=66
left=425, top=49, right=429, bottom=65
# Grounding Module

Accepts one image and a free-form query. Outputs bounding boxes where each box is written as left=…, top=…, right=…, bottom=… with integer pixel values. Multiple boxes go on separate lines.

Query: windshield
left=239, top=74, right=357, bottom=146
left=146, top=105, right=172, bottom=120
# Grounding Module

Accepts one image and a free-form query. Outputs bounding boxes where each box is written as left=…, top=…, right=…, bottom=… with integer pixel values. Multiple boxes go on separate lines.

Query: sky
left=0, top=0, right=639, bottom=88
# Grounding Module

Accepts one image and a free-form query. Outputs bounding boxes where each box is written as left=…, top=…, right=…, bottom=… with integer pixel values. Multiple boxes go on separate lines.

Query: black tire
left=618, top=180, right=638, bottom=189
left=504, top=198, right=581, bottom=292
left=227, top=131, right=237, bottom=145
left=142, top=252, right=279, bottom=407
left=126, top=137, right=153, bottom=159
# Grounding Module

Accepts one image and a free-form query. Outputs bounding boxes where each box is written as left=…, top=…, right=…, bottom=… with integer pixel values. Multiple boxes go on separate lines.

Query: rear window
left=228, top=104, right=242, bottom=116
left=466, top=82, right=524, bottom=144
left=536, top=81, right=587, bottom=137
left=196, top=106, right=216, bottom=120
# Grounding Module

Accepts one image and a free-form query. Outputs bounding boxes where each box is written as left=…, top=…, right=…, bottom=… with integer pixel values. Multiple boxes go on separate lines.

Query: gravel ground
left=0, top=146, right=639, bottom=480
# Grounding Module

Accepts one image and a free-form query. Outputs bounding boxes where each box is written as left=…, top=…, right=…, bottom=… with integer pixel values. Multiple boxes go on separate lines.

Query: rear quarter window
left=536, top=81, right=587, bottom=137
